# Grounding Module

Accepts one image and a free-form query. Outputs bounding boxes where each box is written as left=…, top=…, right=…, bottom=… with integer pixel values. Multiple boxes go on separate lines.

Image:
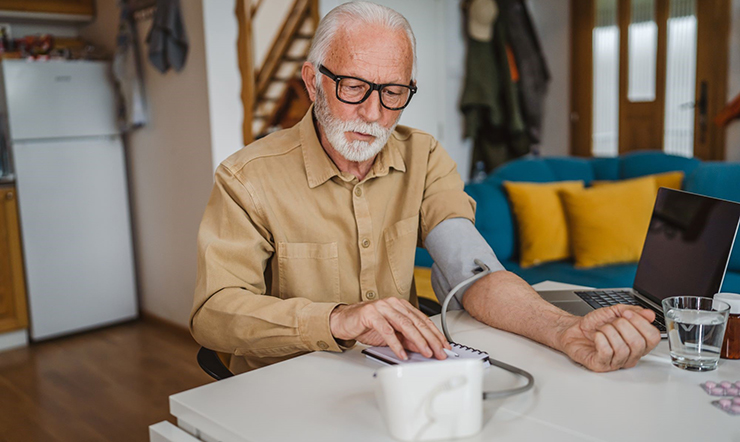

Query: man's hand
left=556, top=304, right=662, bottom=372
left=330, top=297, right=451, bottom=361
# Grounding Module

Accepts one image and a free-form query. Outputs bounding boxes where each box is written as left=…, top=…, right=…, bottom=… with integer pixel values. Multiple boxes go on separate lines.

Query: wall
left=202, top=2, right=243, bottom=168
left=527, top=0, right=571, bottom=157
left=81, top=0, right=218, bottom=328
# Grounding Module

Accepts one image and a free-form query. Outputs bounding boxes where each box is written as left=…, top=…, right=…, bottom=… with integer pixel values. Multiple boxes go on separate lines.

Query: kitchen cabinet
left=0, top=0, right=94, bottom=17
left=0, top=185, right=28, bottom=334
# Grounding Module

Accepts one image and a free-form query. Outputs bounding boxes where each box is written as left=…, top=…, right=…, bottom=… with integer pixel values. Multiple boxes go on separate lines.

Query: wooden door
left=571, top=0, right=729, bottom=159
left=618, top=0, right=668, bottom=154
left=0, top=185, right=28, bottom=334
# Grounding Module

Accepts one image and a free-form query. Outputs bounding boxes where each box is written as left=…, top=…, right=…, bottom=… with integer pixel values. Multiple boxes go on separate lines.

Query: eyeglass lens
left=337, top=77, right=412, bottom=109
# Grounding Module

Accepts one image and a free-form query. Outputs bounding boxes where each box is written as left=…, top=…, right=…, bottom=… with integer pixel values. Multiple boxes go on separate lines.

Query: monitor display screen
left=635, top=188, right=740, bottom=303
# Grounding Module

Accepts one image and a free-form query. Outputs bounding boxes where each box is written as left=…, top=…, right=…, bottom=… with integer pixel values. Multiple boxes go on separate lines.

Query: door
left=2, top=60, right=119, bottom=140
left=13, top=136, right=137, bottom=340
left=571, top=0, right=729, bottom=159
left=0, top=185, right=28, bottom=333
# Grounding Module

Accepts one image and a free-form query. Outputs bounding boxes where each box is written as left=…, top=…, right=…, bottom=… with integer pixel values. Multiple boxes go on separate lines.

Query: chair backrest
left=197, top=347, right=234, bottom=381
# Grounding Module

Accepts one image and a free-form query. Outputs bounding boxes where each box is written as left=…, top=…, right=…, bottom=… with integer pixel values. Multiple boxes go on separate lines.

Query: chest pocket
left=277, top=242, right=340, bottom=302
left=385, top=215, right=419, bottom=295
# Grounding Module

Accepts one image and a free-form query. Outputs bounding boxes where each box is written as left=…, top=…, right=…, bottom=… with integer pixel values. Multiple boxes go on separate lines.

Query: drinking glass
left=662, top=296, right=730, bottom=371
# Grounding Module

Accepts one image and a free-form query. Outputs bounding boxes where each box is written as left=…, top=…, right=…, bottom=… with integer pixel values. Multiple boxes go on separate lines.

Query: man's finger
left=611, top=317, right=646, bottom=368
left=404, top=304, right=451, bottom=349
left=387, top=300, right=449, bottom=359
left=614, top=304, right=656, bottom=323
left=623, top=310, right=661, bottom=355
left=375, top=302, right=434, bottom=358
left=598, top=323, right=630, bottom=368
left=592, top=331, right=613, bottom=372
left=367, top=310, right=408, bottom=360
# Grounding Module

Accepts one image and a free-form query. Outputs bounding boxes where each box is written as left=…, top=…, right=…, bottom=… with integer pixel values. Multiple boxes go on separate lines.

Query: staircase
left=240, top=0, right=319, bottom=142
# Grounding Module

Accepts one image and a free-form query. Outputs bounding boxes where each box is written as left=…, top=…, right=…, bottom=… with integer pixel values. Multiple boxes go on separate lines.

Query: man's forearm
left=460, top=270, right=579, bottom=352
left=191, top=287, right=344, bottom=357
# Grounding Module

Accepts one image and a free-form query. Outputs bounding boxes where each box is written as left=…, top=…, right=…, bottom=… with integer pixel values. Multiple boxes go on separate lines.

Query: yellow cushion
left=653, top=171, right=684, bottom=190
left=503, top=180, right=585, bottom=268
left=593, top=171, right=684, bottom=192
left=414, top=267, right=436, bottom=302
left=561, top=176, right=657, bottom=268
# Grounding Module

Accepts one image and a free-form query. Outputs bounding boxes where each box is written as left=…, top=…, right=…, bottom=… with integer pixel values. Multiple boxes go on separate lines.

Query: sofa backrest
left=685, top=162, right=740, bottom=272
left=462, top=151, right=737, bottom=269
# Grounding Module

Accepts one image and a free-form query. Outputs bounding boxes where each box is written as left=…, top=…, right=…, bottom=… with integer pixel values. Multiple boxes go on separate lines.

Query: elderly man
left=192, top=2, right=660, bottom=374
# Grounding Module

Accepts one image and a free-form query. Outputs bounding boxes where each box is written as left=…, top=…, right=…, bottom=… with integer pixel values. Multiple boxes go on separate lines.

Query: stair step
left=294, top=33, right=313, bottom=40
left=282, top=55, right=306, bottom=63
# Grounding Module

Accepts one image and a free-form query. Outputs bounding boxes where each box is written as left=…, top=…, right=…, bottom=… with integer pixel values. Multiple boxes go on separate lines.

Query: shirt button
left=361, top=238, right=371, bottom=248
left=366, top=290, right=377, bottom=300
left=317, top=341, right=329, bottom=350
left=355, top=187, right=363, bottom=197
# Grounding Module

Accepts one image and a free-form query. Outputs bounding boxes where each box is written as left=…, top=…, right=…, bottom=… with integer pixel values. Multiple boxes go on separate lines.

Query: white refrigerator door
left=2, top=60, right=118, bottom=140
left=13, top=136, right=137, bottom=340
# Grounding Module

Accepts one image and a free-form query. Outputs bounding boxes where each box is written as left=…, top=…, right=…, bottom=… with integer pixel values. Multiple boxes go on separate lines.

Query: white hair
left=307, top=1, right=417, bottom=81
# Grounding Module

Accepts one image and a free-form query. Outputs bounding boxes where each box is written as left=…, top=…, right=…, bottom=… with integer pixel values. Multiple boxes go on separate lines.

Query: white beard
left=314, top=85, right=399, bottom=163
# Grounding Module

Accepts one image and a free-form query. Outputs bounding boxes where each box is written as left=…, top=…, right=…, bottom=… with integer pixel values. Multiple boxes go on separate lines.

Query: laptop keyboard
left=574, top=290, right=666, bottom=332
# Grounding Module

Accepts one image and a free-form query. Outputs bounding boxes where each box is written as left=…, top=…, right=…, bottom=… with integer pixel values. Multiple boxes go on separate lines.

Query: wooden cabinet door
left=0, top=0, right=94, bottom=16
left=0, top=186, right=28, bottom=333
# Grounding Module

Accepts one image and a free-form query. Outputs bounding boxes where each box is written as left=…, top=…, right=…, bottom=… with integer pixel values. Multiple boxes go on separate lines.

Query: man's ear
left=302, top=62, right=318, bottom=102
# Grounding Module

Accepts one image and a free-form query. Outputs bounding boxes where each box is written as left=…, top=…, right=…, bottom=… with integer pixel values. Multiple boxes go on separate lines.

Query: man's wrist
left=552, top=313, right=580, bottom=353
left=329, top=304, right=349, bottom=340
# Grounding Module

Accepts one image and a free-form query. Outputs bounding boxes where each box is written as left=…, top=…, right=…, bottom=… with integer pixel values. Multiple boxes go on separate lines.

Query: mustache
left=332, top=117, right=388, bottom=138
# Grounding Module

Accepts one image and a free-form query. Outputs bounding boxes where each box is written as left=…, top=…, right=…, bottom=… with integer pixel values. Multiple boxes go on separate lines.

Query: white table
left=150, top=282, right=740, bottom=442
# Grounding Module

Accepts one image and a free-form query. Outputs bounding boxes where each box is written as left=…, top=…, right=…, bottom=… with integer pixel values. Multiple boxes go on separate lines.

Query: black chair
left=418, top=297, right=442, bottom=316
left=197, top=347, right=234, bottom=380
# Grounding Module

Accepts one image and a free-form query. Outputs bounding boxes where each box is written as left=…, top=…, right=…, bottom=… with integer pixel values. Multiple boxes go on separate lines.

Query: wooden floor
left=0, top=319, right=213, bottom=442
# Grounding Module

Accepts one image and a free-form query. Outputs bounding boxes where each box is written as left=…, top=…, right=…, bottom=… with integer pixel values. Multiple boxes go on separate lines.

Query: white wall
left=81, top=0, right=222, bottom=328
left=527, top=0, right=571, bottom=157
left=202, top=1, right=243, bottom=168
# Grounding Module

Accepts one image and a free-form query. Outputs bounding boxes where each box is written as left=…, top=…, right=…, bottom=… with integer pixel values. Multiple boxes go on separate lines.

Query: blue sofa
left=415, top=151, right=740, bottom=293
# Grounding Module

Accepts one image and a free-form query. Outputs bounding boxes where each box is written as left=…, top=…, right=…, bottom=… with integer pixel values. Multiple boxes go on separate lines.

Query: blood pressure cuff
left=425, top=218, right=506, bottom=310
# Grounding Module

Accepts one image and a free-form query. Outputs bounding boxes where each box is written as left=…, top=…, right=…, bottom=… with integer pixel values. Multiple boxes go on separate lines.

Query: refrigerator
left=0, top=59, right=138, bottom=340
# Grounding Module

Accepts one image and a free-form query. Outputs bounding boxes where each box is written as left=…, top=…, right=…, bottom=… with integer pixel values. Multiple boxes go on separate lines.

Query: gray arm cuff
left=425, top=218, right=506, bottom=310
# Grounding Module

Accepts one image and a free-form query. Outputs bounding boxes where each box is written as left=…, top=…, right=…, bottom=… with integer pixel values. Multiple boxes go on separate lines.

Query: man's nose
left=357, top=89, right=383, bottom=123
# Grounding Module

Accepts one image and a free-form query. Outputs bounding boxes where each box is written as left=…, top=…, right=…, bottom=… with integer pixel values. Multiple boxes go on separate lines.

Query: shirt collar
left=299, top=105, right=407, bottom=189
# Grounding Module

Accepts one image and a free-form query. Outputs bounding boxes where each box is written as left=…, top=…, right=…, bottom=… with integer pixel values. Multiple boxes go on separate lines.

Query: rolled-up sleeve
left=419, top=139, right=477, bottom=242
left=190, top=165, right=345, bottom=358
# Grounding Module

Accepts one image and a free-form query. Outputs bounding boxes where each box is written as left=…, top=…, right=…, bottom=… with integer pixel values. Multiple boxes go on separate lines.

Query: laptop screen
left=634, top=188, right=740, bottom=304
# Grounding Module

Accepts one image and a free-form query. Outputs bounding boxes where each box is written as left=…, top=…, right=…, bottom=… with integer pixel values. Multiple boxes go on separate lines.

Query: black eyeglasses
left=318, top=65, right=417, bottom=111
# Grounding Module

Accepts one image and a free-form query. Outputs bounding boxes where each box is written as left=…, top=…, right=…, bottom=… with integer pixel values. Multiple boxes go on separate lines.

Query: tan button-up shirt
left=191, top=108, right=475, bottom=373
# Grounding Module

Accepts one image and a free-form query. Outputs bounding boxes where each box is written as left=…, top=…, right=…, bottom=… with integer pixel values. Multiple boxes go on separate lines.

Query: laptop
left=538, top=188, right=740, bottom=337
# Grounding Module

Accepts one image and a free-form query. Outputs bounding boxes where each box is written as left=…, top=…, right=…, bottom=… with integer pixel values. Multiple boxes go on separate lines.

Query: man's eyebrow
left=343, top=72, right=411, bottom=85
